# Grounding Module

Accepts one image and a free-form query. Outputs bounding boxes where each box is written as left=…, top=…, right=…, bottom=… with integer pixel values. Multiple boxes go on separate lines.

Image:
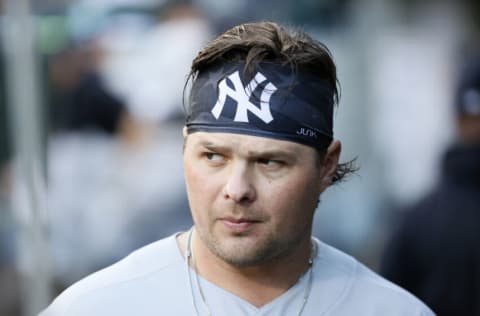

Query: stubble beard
left=197, top=222, right=311, bottom=268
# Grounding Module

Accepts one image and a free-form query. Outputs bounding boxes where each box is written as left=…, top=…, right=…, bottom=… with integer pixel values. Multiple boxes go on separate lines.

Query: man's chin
left=208, top=236, right=276, bottom=268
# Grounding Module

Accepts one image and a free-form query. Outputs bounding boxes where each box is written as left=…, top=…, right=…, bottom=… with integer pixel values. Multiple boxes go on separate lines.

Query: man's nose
left=222, top=163, right=256, bottom=204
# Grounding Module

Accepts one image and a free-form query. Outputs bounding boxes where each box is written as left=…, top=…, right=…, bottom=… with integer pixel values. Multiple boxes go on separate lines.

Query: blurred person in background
left=381, top=57, right=480, bottom=316
left=40, top=21, right=434, bottom=316
left=47, top=44, right=132, bottom=286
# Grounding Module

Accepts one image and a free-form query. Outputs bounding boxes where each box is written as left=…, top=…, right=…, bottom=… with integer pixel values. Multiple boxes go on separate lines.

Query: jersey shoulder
left=314, top=240, right=435, bottom=316
left=39, top=234, right=183, bottom=316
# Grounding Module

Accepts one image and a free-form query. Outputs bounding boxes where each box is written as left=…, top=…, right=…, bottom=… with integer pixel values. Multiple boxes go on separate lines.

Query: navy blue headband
left=186, top=62, right=335, bottom=149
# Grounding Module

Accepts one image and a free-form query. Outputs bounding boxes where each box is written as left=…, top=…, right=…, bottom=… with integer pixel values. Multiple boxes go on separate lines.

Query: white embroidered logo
left=211, top=71, right=276, bottom=123
left=296, top=128, right=318, bottom=138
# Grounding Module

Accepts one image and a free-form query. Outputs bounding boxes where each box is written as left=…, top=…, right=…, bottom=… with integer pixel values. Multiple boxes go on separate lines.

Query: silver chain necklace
left=185, top=229, right=317, bottom=316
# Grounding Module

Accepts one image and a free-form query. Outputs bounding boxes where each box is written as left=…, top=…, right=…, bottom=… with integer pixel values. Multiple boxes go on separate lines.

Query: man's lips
left=219, top=217, right=261, bottom=233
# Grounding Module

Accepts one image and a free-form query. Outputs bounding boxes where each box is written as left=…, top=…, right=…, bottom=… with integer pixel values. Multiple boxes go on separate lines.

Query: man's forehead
left=186, top=131, right=314, bottom=155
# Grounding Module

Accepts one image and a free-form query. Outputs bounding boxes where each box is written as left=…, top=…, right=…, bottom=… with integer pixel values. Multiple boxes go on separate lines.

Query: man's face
left=183, top=131, right=338, bottom=267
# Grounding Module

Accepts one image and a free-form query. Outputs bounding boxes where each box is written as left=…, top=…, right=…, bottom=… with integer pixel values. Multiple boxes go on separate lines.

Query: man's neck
left=176, top=230, right=312, bottom=307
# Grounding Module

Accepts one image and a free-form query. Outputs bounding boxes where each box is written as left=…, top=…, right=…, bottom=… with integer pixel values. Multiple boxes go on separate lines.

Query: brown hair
left=186, top=21, right=357, bottom=184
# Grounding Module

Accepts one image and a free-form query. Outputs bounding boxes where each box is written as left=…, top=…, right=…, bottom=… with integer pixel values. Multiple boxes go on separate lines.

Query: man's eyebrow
left=247, top=149, right=297, bottom=159
left=196, top=141, right=232, bottom=153
left=194, top=140, right=299, bottom=160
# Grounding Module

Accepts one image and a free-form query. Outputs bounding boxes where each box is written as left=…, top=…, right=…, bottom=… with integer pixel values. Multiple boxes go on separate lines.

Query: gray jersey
left=40, top=234, right=435, bottom=316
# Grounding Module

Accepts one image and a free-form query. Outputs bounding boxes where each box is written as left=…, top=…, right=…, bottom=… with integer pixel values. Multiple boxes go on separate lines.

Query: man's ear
left=318, top=140, right=341, bottom=192
left=182, top=126, right=188, bottom=138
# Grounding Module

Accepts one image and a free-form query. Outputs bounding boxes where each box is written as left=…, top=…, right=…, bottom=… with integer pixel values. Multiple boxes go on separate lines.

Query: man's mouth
left=219, top=217, right=261, bottom=233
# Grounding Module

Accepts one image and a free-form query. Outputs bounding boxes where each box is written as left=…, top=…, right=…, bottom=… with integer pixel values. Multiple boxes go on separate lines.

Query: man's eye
left=257, top=158, right=282, bottom=167
left=205, top=153, right=224, bottom=161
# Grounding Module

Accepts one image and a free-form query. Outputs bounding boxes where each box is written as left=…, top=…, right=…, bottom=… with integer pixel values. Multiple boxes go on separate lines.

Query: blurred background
left=0, top=0, right=479, bottom=315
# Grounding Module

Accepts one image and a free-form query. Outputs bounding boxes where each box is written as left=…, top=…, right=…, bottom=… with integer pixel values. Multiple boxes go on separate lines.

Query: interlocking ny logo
left=211, top=71, right=276, bottom=124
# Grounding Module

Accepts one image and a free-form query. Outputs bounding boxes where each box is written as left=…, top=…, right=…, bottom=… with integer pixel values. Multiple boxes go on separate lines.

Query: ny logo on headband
left=211, top=71, right=276, bottom=124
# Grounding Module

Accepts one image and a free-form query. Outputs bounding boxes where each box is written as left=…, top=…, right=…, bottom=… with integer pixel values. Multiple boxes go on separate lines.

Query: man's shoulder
left=39, top=233, right=185, bottom=316
left=313, top=240, right=435, bottom=315
left=349, top=261, right=434, bottom=313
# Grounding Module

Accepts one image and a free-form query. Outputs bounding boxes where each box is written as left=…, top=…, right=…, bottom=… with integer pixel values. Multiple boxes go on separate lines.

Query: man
left=381, top=58, right=480, bottom=315
left=41, top=21, right=434, bottom=315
